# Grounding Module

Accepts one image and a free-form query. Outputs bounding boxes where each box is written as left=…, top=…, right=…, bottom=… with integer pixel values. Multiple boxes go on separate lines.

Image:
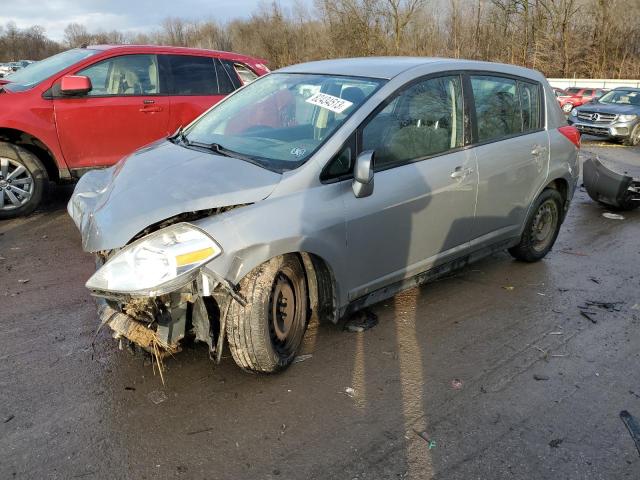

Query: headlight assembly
left=86, top=223, right=221, bottom=296
left=570, top=108, right=578, bottom=117
left=618, top=114, right=637, bottom=122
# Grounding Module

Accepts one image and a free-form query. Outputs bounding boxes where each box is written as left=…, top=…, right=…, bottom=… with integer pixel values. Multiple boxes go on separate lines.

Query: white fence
left=548, top=78, right=640, bottom=89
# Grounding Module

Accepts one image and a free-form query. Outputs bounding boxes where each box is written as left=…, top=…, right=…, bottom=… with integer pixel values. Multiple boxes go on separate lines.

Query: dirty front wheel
left=0, top=142, right=48, bottom=220
left=622, top=124, right=640, bottom=147
left=508, top=189, right=563, bottom=262
left=227, top=255, right=309, bottom=373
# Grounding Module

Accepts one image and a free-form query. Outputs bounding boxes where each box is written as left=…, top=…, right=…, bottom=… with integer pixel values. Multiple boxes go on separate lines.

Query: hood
left=68, top=139, right=282, bottom=252
left=577, top=102, right=640, bottom=116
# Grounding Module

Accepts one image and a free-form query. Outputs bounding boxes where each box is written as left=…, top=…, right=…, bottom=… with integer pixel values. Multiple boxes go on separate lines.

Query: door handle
left=450, top=166, right=473, bottom=180
left=139, top=105, right=163, bottom=113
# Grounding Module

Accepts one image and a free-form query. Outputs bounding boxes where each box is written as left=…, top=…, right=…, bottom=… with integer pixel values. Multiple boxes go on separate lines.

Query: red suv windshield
left=5, top=48, right=100, bottom=92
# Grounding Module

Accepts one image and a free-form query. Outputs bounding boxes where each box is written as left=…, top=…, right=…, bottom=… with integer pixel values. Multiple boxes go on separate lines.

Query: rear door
left=54, top=54, right=171, bottom=168
left=161, top=55, right=238, bottom=129
left=469, top=74, right=548, bottom=245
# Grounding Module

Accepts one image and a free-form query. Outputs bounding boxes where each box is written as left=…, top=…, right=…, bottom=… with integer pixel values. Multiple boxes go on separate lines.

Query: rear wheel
left=226, top=255, right=309, bottom=373
left=509, top=189, right=563, bottom=262
left=0, top=142, right=48, bottom=219
left=622, top=124, right=640, bottom=146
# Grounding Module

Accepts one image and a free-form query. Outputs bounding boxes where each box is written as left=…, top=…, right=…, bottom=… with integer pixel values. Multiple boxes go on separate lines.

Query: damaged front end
left=89, top=223, right=244, bottom=367
left=583, top=157, right=640, bottom=210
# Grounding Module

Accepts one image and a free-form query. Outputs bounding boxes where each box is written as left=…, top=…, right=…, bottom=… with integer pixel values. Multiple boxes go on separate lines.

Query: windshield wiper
left=187, top=140, right=266, bottom=166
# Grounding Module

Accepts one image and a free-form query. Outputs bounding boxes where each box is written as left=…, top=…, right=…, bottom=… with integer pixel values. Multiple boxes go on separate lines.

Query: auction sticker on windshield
left=306, top=92, right=353, bottom=113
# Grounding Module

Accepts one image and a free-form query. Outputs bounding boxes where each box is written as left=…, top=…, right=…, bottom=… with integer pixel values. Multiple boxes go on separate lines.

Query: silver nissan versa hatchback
left=69, top=57, right=580, bottom=374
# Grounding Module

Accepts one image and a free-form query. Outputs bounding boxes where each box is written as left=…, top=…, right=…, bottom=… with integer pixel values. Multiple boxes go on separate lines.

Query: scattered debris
left=548, top=438, right=563, bottom=448
left=413, top=429, right=437, bottom=449
left=620, top=410, right=640, bottom=456
left=583, top=300, right=623, bottom=312
left=579, top=310, right=597, bottom=324
left=344, top=387, right=356, bottom=397
left=502, top=286, right=515, bottom=291
left=602, top=212, right=625, bottom=220
left=450, top=378, right=463, bottom=390
left=292, top=354, right=313, bottom=364
left=589, top=277, right=600, bottom=284
left=3, top=414, right=14, bottom=423
left=41, top=235, right=48, bottom=239
left=124, top=386, right=136, bottom=391
left=17, top=279, right=29, bottom=284
left=559, top=250, right=588, bottom=257
left=344, top=310, right=378, bottom=332
left=186, top=427, right=215, bottom=436
left=147, top=390, right=168, bottom=405
left=632, top=304, right=640, bottom=311
left=629, top=390, right=640, bottom=400
left=548, top=331, right=564, bottom=335
left=279, top=423, right=287, bottom=435
left=536, top=292, right=546, bottom=296
left=0, top=255, right=5, bottom=260
left=533, top=374, right=550, bottom=381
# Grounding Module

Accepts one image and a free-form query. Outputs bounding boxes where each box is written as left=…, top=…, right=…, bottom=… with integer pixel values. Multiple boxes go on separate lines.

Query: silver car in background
left=69, top=57, right=580, bottom=374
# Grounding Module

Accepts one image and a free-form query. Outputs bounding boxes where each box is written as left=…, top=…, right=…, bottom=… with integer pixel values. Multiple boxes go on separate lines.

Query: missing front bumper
left=583, top=157, right=640, bottom=210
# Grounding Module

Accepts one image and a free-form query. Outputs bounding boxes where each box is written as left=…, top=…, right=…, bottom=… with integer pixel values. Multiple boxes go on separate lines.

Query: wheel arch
left=0, top=128, right=62, bottom=182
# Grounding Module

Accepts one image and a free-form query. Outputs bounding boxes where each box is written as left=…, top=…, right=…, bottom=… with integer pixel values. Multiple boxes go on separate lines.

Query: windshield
left=184, top=73, right=385, bottom=171
left=5, top=48, right=99, bottom=92
left=565, top=88, right=581, bottom=95
left=598, top=90, right=640, bottom=106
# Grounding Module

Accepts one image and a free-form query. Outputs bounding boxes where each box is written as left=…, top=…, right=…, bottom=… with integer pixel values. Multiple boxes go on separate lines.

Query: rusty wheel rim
left=531, top=199, right=558, bottom=253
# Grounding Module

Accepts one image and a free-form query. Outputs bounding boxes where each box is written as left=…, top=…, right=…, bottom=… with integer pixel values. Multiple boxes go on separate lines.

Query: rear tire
left=0, top=142, right=48, bottom=219
left=509, top=189, right=563, bottom=262
left=226, top=255, right=309, bottom=373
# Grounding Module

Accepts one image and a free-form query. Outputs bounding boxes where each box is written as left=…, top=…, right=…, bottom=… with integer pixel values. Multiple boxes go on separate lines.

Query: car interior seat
left=380, top=90, right=451, bottom=165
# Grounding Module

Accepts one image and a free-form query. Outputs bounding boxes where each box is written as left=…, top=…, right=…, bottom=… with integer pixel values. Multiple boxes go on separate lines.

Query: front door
left=54, top=54, right=171, bottom=169
left=342, top=74, right=478, bottom=301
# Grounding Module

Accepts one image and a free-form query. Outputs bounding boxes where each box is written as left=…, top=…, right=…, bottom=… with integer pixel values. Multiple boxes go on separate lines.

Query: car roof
left=85, top=44, right=266, bottom=64
left=613, top=86, right=640, bottom=92
left=277, top=57, right=545, bottom=81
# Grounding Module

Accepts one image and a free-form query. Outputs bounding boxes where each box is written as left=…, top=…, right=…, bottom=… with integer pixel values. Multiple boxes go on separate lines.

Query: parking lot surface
left=1, top=139, right=640, bottom=479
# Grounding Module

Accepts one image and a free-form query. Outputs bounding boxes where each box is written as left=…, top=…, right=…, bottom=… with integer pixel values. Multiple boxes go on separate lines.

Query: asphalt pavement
left=1, top=138, right=639, bottom=479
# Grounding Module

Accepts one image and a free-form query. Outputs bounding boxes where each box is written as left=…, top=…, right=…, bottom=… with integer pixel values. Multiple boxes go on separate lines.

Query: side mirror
left=352, top=150, right=375, bottom=198
left=60, top=75, right=92, bottom=96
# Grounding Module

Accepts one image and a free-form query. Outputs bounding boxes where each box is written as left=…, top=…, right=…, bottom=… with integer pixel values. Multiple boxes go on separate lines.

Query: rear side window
left=214, top=59, right=237, bottom=94
left=165, top=55, right=219, bottom=95
left=471, top=75, right=542, bottom=142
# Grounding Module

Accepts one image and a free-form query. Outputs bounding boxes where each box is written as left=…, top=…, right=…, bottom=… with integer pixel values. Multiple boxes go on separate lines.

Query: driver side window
left=362, top=75, right=464, bottom=169
left=77, top=54, right=159, bottom=96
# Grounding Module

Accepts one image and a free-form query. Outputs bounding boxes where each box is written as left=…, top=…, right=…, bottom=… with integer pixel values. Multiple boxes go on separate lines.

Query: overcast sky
left=1, top=0, right=303, bottom=41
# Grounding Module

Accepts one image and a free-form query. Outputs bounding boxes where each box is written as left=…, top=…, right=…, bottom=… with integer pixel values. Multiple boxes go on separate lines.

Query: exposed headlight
left=86, top=223, right=221, bottom=296
left=570, top=108, right=578, bottom=117
left=618, top=114, right=637, bottom=122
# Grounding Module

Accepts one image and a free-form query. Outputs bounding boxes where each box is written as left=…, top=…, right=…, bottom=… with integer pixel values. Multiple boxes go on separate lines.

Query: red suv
left=0, top=45, right=268, bottom=218
left=557, top=87, right=607, bottom=113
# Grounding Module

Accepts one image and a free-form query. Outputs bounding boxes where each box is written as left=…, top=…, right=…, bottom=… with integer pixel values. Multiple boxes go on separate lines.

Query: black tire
left=622, top=124, right=640, bottom=147
left=226, top=255, right=309, bottom=373
left=509, top=189, right=563, bottom=262
left=0, top=142, right=48, bottom=219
